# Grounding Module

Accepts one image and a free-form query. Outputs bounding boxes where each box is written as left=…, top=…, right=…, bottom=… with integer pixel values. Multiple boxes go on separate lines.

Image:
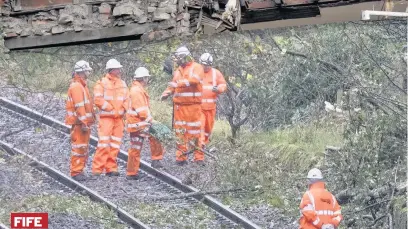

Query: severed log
left=149, top=187, right=251, bottom=201
left=182, top=147, right=217, bottom=160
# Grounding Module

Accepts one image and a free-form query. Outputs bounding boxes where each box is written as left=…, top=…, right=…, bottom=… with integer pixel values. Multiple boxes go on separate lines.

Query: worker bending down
left=126, top=67, right=164, bottom=180
left=92, top=59, right=129, bottom=176
left=299, top=168, right=343, bottom=229
left=161, top=46, right=205, bottom=165
left=198, top=53, right=227, bottom=152
left=65, top=60, right=95, bottom=181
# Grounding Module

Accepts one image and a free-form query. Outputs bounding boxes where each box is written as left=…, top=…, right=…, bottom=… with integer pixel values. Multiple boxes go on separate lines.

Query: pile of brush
left=149, top=121, right=176, bottom=144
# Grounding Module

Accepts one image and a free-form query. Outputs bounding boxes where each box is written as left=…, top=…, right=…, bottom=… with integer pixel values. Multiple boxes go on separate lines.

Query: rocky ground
left=0, top=149, right=128, bottom=229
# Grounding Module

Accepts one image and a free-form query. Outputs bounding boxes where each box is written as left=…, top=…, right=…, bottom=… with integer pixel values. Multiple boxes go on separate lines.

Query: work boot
left=176, top=160, right=187, bottom=166
left=151, top=160, right=164, bottom=169
left=126, top=173, right=146, bottom=180
left=72, top=173, right=86, bottom=181
left=195, top=160, right=205, bottom=166
left=106, top=171, right=120, bottom=177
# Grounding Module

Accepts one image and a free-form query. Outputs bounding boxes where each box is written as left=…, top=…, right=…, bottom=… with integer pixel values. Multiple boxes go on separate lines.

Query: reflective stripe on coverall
left=161, top=61, right=204, bottom=162
left=299, top=181, right=343, bottom=229
left=92, top=73, right=129, bottom=174
left=65, top=75, right=94, bottom=177
left=200, top=67, right=227, bottom=147
left=126, top=81, right=164, bottom=176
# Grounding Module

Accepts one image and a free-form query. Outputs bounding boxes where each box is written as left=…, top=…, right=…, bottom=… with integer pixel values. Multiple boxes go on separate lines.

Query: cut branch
left=271, top=38, right=344, bottom=75
left=336, top=183, right=407, bottom=205
left=149, top=188, right=246, bottom=201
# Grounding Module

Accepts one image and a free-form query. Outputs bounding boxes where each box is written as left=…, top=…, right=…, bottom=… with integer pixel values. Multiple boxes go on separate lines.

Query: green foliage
left=149, top=121, right=175, bottom=143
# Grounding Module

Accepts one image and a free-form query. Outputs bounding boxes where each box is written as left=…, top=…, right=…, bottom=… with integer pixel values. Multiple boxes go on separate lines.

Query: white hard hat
left=174, top=46, right=191, bottom=56
left=199, top=53, right=213, bottom=65
left=307, top=168, right=323, bottom=179
left=134, top=67, right=150, bottom=79
left=106, top=59, right=123, bottom=69
left=74, top=60, right=92, bottom=72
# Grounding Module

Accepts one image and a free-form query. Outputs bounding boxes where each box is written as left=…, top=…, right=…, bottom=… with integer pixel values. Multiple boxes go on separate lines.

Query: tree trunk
left=231, top=125, right=239, bottom=139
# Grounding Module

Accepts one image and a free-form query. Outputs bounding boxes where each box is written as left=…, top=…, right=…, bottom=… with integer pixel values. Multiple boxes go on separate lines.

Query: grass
left=210, top=116, right=344, bottom=170
left=248, top=120, right=344, bottom=171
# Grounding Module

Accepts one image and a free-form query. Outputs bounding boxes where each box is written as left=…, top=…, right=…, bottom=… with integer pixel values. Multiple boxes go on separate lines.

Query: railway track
left=0, top=97, right=261, bottom=229
left=0, top=140, right=146, bottom=229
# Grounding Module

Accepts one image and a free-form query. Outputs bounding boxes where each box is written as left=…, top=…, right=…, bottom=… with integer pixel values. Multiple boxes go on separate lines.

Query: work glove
left=160, top=94, right=169, bottom=101
left=321, top=224, right=335, bottom=229
left=81, top=124, right=89, bottom=133
left=212, top=86, right=218, bottom=92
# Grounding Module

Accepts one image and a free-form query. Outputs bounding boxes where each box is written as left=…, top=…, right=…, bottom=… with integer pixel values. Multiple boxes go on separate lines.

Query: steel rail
left=0, top=97, right=261, bottom=229
left=0, top=140, right=150, bottom=229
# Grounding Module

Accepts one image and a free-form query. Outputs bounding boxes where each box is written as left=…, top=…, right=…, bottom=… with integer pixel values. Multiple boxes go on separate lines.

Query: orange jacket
left=299, top=182, right=343, bottom=229
left=126, top=81, right=152, bottom=133
left=65, top=75, right=94, bottom=126
left=201, top=67, right=227, bottom=110
left=93, top=73, right=129, bottom=118
left=162, top=61, right=204, bottom=105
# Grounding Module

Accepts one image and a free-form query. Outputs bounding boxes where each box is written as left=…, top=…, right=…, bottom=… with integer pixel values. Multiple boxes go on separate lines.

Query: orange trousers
left=174, top=104, right=203, bottom=162
left=92, top=117, right=124, bottom=174
left=70, top=124, right=91, bottom=177
left=126, top=131, right=164, bottom=176
left=200, top=109, right=216, bottom=146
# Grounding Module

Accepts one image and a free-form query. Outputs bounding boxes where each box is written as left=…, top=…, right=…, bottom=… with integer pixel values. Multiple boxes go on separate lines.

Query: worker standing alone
left=161, top=46, right=205, bottom=165
left=126, top=67, right=164, bottom=180
left=198, top=53, right=227, bottom=153
left=65, top=60, right=95, bottom=181
left=92, top=59, right=129, bottom=176
left=299, top=168, right=343, bottom=229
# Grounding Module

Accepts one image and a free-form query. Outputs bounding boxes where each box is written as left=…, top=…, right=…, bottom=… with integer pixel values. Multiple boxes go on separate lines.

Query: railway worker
left=299, top=168, right=343, bottom=229
left=160, top=46, right=205, bottom=165
left=92, top=59, right=129, bottom=176
left=126, top=67, right=164, bottom=180
left=65, top=60, right=95, bottom=181
left=198, top=53, right=227, bottom=154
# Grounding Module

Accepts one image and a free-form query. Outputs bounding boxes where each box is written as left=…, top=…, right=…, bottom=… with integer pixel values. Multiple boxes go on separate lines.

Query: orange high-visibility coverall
left=299, top=181, right=343, bottom=229
left=126, top=81, right=164, bottom=176
left=162, top=61, right=204, bottom=162
left=65, top=75, right=95, bottom=177
left=92, top=73, right=129, bottom=174
left=200, top=67, right=227, bottom=147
